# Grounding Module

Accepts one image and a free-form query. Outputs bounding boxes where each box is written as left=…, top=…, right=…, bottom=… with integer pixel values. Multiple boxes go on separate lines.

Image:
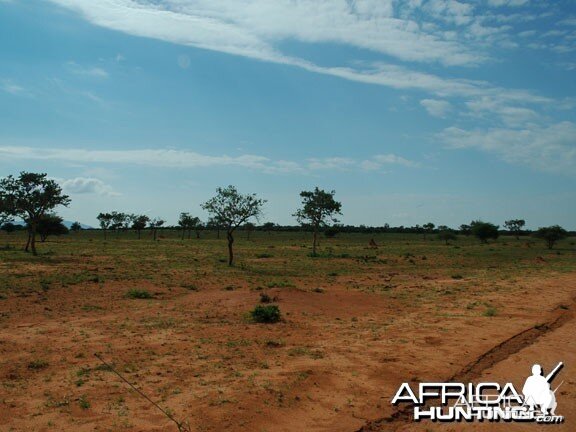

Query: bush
left=533, top=225, right=568, bottom=249
left=250, top=305, right=281, bottom=323
left=470, top=221, right=499, bottom=243
left=126, top=289, right=153, bottom=299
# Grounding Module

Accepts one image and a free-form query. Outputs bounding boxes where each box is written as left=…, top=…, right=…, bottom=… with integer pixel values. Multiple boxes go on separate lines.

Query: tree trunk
left=153, top=229, right=158, bottom=241
left=227, top=231, right=234, bottom=266
left=217, top=228, right=220, bottom=239
left=195, top=230, right=200, bottom=239
left=104, top=229, right=107, bottom=240
left=312, top=225, right=318, bottom=256
left=25, top=229, right=31, bottom=252
left=30, top=223, right=37, bottom=256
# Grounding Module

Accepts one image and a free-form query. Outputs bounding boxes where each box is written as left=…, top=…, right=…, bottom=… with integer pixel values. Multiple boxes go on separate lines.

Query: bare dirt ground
left=1, top=232, right=575, bottom=432
left=1, top=256, right=575, bottom=432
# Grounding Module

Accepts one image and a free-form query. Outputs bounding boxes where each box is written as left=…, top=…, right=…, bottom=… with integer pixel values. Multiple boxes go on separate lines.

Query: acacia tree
left=0, top=172, right=70, bottom=255
left=97, top=212, right=114, bottom=239
left=36, top=214, right=69, bottom=242
left=459, top=224, right=471, bottom=236
left=262, top=222, right=276, bottom=236
left=293, top=187, right=342, bottom=256
left=244, top=222, right=255, bottom=240
left=437, top=228, right=457, bottom=245
left=533, top=225, right=567, bottom=249
left=132, top=215, right=150, bottom=240
left=504, top=219, right=526, bottom=240
left=202, top=185, right=266, bottom=266
left=70, top=221, right=82, bottom=233
left=423, top=222, right=435, bottom=240
left=178, top=213, right=201, bottom=239
left=471, top=220, right=499, bottom=244
left=149, top=218, right=165, bottom=241
left=111, top=212, right=130, bottom=237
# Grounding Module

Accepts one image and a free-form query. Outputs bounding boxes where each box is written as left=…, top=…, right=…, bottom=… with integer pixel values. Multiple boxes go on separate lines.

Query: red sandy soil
left=0, top=272, right=574, bottom=432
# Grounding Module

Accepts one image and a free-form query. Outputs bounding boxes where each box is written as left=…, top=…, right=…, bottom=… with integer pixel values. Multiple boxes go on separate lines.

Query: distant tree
left=504, top=219, right=526, bottom=240
left=262, top=222, right=276, bottom=235
left=244, top=222, right=255, bottom=240
left=0, top=197, right=13, bottom=227
left=1, top=222, right=17, bottom=234
left=148, top=218, right=165, bottom=241
left=459, top=224, right=471, bottom=236
left=111, top=212, right=131, bottom=237
left=293, top=187, right=342, bottom=256
left=178, top=213, right=201, bottom=239
left=97, top=212, right=114, bottom=239
left=202, top=185, right=266, bottom=266
left=132, top=215, right=150, bottom=240
left=533, top=225, right=568, bottom=250
left=35, top=214, right=69, bottom=242
left=0, top=172, right=70, bottom=255
left=207, top=216, right=224, bottom=239
left=324, top=225, right=340, bottom=238
left=470, top=220, right=499, bottom=244
left=437, top=229, right=457, bottom=245
left=70, top=221, right=82, bottom=233
left=422, top=222, right=435, bottom=239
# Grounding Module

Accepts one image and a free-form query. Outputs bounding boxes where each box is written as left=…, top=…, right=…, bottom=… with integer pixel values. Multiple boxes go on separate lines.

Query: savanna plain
left=1, top=230, right=575, bottom=432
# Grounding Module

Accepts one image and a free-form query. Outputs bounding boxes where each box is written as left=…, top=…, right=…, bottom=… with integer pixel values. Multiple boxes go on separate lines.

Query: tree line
left=0, top=172, right=572, bottom=262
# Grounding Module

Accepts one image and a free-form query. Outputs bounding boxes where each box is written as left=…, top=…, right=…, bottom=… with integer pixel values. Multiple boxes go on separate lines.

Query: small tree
left=36, top=214, right=69, bottom=242
left=244, top=222, right=255, bottom=240
left=293, top=187, right=342, bottom=256
left=178, top=213, right=201, bottom=239
left=437, top=229, right=457, bottom=245
left=504, top=219, right=526, bottom=240
left=148, top=218, right=165, bottom=241
left=422, top=222, right=435, bottom=239
left=459, top=224, right=471, bottom=236
left=207, top=216, right=224, bottom=239
left=132, top=215, right=150, bottom=240
left=111, top=211, right=130, bottom=237
left=97, top=212, right=114, bottom=239
left=1, top=222, right=17, bottom=234
left=262, top=222, right=276, bottom=236
left=533, top=225, right=567, bottom=250
left=0, top=172, right=70, bottom=255
left=470, top=220, right=499, bottom=244
left=202, top=185, right=266, bottom=266
left=70, top=221, right=82, bottom=233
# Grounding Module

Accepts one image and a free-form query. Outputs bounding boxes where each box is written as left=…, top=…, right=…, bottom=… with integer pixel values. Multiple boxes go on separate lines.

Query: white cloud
left=440, top=121, right=576, bottom=175
left=420, top=98, right=452, bottom=118
left=1, top=78, right=28, bottom=96
left=465, top=96, right=539, bottom=126
left=48, top=0, right=486, bottom=67
left=61, top=177, right=120, bottom=196
left=0, top=145, right=418, bottom=174
left=66, top=61, right=109, bottom=78
left=43, top=0, right=557, bottom=112
left=486, top=0, right=529, bottom=7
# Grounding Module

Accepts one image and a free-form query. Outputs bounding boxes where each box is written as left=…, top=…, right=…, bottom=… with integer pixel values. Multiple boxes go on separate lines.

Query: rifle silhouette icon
left=546, top=362, right=563, bottom=383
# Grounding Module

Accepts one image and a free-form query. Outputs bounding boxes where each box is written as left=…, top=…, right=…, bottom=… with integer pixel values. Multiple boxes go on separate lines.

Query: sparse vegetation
left=250, top=305, right=281, bottom=323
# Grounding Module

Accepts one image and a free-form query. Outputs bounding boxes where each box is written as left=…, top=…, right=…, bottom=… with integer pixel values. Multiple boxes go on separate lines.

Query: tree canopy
left=202, top=185, right=266, bottom=265
left=294, top=187, right=342, bottom=256
left=0, top=172, right=70, bottom=254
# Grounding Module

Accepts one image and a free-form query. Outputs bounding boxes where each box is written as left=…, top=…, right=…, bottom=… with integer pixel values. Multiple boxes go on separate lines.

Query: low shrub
left=126, top=289, right=153, bottom=299
left=250, top=305, right=281, bottom=323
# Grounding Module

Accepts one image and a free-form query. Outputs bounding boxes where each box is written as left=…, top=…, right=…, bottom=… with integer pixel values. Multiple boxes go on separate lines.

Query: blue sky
left=1, top=0, right=575, bottom=229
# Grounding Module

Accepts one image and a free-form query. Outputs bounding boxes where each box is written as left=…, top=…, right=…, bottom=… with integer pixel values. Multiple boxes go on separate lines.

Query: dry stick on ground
left=94, top=353, right=191, bottom=432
